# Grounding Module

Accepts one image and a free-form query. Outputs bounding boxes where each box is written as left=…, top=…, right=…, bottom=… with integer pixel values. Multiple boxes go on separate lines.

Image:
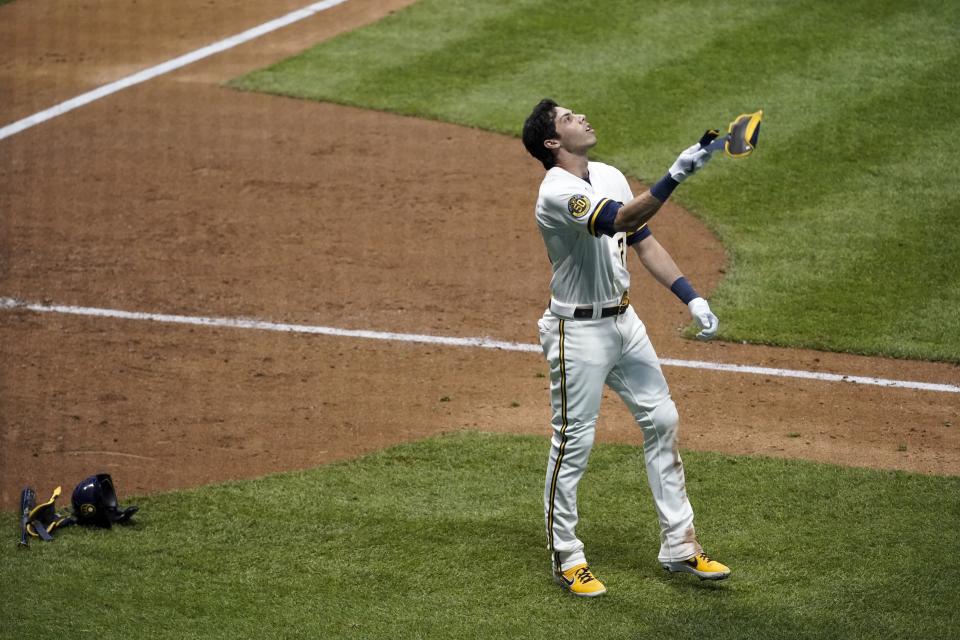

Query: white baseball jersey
left=535, top=161, right=646, bottom=307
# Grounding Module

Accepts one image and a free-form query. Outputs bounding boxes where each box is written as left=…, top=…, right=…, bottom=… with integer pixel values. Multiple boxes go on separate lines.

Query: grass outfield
left=230, top=0, right=960, bottom=363
left=3, top=432, right=958, bottom=639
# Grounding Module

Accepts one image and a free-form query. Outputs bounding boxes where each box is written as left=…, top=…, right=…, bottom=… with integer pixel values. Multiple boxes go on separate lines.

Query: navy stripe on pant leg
left=546, top=319, right=568, bottom=560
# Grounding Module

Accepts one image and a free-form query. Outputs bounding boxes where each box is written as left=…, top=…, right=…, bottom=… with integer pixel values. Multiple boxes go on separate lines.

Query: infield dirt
left=2, top=0, right=958, bottom=510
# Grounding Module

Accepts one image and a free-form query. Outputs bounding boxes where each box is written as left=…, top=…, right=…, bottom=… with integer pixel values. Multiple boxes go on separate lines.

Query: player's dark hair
left=522, top=98, right=559, bottom=170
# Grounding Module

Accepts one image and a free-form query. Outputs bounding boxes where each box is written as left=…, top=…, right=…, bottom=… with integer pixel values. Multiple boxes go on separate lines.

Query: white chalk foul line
left=2, top=297, right=958, bottom=394
left=658, top=358, right=959, bottom=394
left=0, top=0, right=349, bottom=140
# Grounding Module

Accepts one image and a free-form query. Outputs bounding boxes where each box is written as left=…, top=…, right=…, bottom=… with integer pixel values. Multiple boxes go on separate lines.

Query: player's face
left=551, top=106, right=597, bottom=153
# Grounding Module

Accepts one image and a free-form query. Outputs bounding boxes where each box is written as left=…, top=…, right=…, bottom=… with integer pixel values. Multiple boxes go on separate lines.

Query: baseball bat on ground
left=18, top=487, right=36, bottom=548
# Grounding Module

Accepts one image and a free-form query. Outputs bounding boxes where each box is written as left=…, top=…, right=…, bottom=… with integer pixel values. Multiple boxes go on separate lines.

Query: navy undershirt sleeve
left=626, top=225, right=651, bottom=246
left=591, top=200, right=621, bottom=237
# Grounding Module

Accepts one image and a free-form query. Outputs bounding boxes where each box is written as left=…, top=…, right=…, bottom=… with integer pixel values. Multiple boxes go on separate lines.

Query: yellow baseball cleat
left=555, top=563, right=607, bottom=597
left=661, top=553, right=731, bottom=580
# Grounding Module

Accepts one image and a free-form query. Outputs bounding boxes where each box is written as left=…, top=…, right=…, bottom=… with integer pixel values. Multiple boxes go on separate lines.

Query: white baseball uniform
left=535, top=161, right=703, bottom=573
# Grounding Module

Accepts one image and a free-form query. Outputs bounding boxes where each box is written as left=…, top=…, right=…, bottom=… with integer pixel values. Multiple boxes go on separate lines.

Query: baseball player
left=522, top=98, right=730, bottom=597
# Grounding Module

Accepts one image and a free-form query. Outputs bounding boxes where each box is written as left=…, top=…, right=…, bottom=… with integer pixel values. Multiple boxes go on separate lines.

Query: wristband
left=670, top=276, right=699, bottom=304
left=649, top=173, right=679, bottom=202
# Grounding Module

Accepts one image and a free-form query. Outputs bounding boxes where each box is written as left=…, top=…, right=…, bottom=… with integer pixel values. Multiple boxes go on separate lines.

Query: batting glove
left=668, top=142, right=714, bottom=183
left=688, top=297, right=719, bottom=341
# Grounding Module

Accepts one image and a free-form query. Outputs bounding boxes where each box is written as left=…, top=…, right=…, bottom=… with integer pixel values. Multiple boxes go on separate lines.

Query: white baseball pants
left=538, top=306, right=702, bottom=571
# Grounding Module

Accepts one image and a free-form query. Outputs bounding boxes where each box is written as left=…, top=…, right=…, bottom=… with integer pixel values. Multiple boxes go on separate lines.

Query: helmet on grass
left=71, top=473, right=138, bottom=528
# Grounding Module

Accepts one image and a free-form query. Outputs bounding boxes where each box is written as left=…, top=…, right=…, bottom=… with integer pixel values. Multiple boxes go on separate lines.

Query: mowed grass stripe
left=231, top=0, right=960, bottom=362
left=2, top=433, right=959, bottom=639
left=701, top=44, right=960, bottom=358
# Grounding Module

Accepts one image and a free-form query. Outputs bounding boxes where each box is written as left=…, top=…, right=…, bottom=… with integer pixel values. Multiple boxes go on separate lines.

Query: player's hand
left=688, top=297, right=718, bottom=341
left=668, top=141, right=713, bottom=182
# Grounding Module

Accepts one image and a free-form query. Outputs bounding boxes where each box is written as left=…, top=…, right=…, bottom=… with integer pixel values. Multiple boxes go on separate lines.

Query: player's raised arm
left=613, top=130, right=719, bottom=232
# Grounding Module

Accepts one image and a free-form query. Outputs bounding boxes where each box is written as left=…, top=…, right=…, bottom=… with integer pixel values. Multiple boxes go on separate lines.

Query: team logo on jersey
left=567, top=194, right=591, bottom=218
